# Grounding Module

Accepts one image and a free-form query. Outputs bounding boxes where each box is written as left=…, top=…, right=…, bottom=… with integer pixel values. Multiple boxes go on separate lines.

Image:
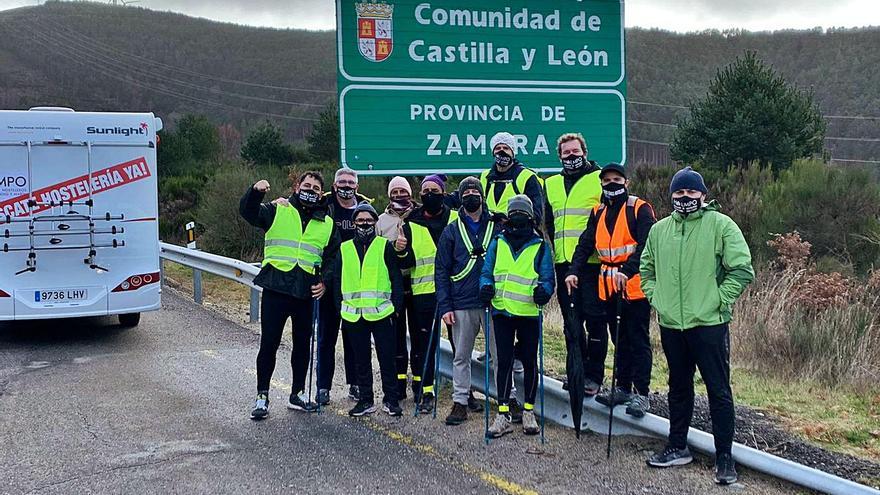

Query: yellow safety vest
left=544, top=172, right=602, bottom=264
left=340, top=237, right=394, bottom=323
left=491, top=237, right=541, bottom=317
left=262, top=205, right=333, bottom=275
left=480, top=168, right=537, bottom=215
left=409, top=211, right=458, bottom=296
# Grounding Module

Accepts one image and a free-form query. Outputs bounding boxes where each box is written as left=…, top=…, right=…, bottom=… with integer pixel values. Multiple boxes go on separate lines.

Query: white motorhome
left=0, top=107, right=162, bottom=326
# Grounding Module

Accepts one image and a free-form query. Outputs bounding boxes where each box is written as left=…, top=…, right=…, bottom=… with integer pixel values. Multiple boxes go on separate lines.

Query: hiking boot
left=348, top=400, right=377, bottom=417
left=445, top=402, right=468, bottom=425
left=316, top=389, right=331, bottom=406
left=584, top=379, right=601, bottom=396
left=595, top=387, right=632, bottom=407
left=467, top=392, right=484, bottom=413
left=508, top=398, right=523, bottom=424
left=562, top=378, right=569, bottom=391
left=249, top=393, right=269, bottom=420
left=348, top=385, right=360, bottom=401
left=287, top=393, right=319, bottom=413
left=383, top=401, right=403, bottom=417
left=714, top=453, right=738, bottom=485
left=487, top=413, right=514, bottom=438
left=626, top=394, right=650, bottom=418
left=417, top=393, right=435, bottom=414
left=647, top=445, right=694, bottom=468
left=522, top=410, right=539, bottom=435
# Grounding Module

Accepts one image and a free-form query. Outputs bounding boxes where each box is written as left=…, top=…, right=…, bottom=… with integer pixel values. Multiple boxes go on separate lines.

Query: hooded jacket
left=640, top=201, right=754, bottom=330
left=239, top=185, right=341, bottom=299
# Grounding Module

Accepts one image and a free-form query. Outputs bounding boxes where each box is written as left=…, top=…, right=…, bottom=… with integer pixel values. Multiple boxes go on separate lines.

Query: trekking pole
left=538, top=306, right=546, bottom=445
left=606, top=293, right=624, bottom=458
left=308, top=262, right=321, bottom=413
left=415, top=304, right=441, bottom=417
left=484, top=305, right=492, bottom=445
left=433, top=310, right=443, bottom=419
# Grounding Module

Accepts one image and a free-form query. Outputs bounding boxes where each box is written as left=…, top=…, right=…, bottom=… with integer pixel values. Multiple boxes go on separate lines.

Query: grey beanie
left=458, top=176, right=484, bottom=197
left=352, top=201, right=378, bottom=221
left=507, top=194, right=534, bottom=218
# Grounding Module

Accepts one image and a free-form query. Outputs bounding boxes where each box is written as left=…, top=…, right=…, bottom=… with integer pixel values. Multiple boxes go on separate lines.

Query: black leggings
left=347, top=316, right=398, bottom=404
left=393, top=293, right=419, bottom=392
left=256, top=289, right=314, bottom=395
left=493, top=313, right=540, bottom=411
left=317, top=288, right=357, bottom=390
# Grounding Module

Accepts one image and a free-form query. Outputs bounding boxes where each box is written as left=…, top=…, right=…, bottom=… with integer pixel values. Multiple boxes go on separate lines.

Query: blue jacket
left=436, top=209, right=502, bottom=315
left=480, top=232, right=555, bottom=319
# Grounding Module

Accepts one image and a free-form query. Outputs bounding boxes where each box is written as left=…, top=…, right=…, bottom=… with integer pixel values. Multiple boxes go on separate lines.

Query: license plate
left=34, top=289, right=88, bottom=304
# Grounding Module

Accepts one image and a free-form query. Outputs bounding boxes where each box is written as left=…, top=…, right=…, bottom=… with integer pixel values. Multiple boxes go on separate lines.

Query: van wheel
left=119, top=313, right=141, bottom=327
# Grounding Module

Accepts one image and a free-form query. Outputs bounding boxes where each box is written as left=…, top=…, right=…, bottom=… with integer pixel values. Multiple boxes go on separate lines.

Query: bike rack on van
left=0, top=140, right=126, bottom=274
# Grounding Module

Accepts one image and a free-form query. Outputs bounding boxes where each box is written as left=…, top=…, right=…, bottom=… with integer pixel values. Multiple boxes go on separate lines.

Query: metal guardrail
left=158, top=242, right=880, bottom=495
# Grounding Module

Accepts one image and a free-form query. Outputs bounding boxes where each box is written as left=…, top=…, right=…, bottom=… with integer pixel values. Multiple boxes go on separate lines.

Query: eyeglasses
left=354, top=219, right=376, bottom=226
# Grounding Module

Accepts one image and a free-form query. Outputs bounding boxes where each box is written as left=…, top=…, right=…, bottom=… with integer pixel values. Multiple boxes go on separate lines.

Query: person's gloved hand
left=479, top=284, right=495, bottom=305
left=533, top=285, right=551, bottom=306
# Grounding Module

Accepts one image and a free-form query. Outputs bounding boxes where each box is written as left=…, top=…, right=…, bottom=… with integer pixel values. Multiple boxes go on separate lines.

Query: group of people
left=238, top=131, right=754, bottom=486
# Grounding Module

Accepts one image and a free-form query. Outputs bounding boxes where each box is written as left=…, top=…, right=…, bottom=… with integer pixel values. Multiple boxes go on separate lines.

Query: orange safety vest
left=593, top=196, right=653, bottom=301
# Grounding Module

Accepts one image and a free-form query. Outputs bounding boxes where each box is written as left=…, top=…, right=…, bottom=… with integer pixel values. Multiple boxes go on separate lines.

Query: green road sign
left=336, top=0, right=627, bottom=175
left=337, top=0, right=624, bottom=86
left=340, top=85, right=624, bottom=174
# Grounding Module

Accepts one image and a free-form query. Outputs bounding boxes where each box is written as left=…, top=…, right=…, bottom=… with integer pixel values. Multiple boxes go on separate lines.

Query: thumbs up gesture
left=395, top=223, right=408, bottom=252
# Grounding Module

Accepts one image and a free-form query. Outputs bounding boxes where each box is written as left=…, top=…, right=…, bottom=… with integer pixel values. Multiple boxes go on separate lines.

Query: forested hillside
left=0, top=1, right=877, bottom=161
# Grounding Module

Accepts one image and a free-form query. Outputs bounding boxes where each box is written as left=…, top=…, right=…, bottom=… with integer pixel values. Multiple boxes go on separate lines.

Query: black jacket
left=485, top=160, right=545, bottom=223
left=567, top=195, right=655, bottom=279
left=324, top=190, right=374, bottom=243
left=331, top=236, right=406, bottom=316
left=543, top=160, right=602, bottom=245
left=239, top=185, right=341, bottom=300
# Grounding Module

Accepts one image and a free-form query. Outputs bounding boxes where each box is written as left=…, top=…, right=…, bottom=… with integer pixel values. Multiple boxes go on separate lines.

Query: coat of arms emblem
left=356, top=2, right=393, bottom=62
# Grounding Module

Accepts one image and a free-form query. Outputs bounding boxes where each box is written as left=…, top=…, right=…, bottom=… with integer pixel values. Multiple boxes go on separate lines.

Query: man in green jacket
left=640, top=167, right=754, bottom=486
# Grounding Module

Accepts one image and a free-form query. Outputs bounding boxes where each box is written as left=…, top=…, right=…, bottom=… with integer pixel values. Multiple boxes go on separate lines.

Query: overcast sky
left=2, top=0, right=879, bottom=32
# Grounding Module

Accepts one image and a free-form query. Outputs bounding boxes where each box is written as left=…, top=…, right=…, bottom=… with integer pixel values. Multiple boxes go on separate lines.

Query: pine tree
left=671, top=51, right=826, bottom=171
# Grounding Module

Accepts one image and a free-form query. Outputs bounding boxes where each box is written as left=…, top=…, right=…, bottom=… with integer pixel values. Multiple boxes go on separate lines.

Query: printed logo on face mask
left=602, top=182, right=626, bottom=199
left=298, top=190, right=320, bottom=205
left=337, top=186, right=356, bottom=200
left=494, top=153, right=513, bottom=169
left=672, top=196, right=701, bottom=214
left=561, top=156, right=585, bottom=171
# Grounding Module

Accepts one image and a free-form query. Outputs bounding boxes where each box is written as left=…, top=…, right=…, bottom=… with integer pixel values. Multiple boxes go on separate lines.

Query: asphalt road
left=0, top=291, right=810, bottom=495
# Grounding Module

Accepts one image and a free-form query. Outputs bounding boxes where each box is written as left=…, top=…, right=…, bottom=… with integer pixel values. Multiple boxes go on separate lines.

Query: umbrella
left=564, top=300, right=587, bottom=438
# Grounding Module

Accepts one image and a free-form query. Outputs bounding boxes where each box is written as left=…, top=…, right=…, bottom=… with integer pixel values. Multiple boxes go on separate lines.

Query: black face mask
left=462, top=194, right=482, bottom=213
left=561, top=155, right=586, bottom=172
left=507, top=213, right=532, bottom=230
left=298, top=190, right=320, bottom=206
left=420, top=192, right=444, bottom=213
left=672, top=196, right=702, bottom=215
left=494, top=152, right=513, bottom=170
left=355, top=224, right=376, bottom=240
left=602, top=182, right=627, bottom=201
left=336, top=186, right=356, bottom=200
